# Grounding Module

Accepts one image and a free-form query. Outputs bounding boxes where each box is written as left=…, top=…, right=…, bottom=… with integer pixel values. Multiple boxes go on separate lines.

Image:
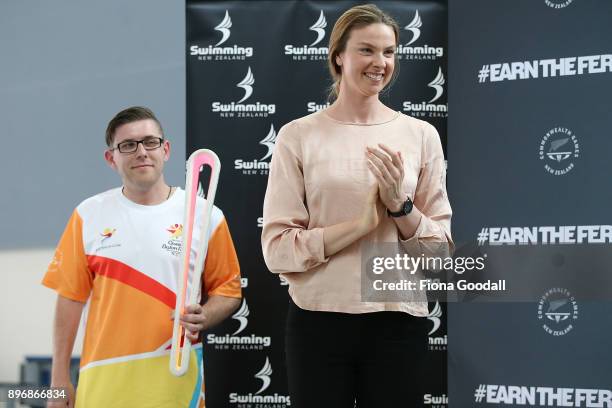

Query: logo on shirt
left=206, top=299, right=272, bottom=350
left=403, top=67, right=448, bottom=118
left=100, top=228, right=116, bottom=242
left=283, top=10, right=329, bottom=61
left=167, top=223, right=183, bottom=239
left=48, top=250, right=63, bottom=273
left=94, top=228, right=121, bottom=252
left=162, top=223, right=183, bottom=256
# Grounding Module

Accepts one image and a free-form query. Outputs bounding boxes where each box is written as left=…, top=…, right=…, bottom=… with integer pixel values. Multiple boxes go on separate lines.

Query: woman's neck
left=327, top=91, right=393, bottom=124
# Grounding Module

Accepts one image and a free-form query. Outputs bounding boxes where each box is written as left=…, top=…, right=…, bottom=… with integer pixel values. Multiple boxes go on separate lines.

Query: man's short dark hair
left=105, top=106, right=164, bottom=147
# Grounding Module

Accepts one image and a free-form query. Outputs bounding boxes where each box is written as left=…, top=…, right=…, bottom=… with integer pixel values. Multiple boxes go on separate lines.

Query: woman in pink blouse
left=262, top=4, right=453, bottom=407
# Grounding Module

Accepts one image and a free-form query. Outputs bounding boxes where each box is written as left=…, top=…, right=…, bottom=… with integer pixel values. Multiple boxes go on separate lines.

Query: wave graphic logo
left=236, top=67, right=254, bottom=103
left=254, top=357, right=273, bottom=394
left=404, top=10, right=422, bottom=45
left=231, top=299, right=250, bottom=335
left=214, top=10, right=232, bottom=46
left=309, top=11, right=327, bottom=46
left=428, top=67, right=445, bottom=103
left=427, top=301, right=442, bottom=335
left=259, top=124, right=277, bottom=161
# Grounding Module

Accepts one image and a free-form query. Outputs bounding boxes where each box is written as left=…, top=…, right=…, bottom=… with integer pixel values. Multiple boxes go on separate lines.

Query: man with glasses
left=43, top=106, right=241, bottom=407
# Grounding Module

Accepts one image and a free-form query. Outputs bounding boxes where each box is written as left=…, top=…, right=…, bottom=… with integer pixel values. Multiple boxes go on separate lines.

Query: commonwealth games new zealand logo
left=545, top=0, right=574, bottom=9
left=537, top=287, right=578, bottom=336
left=539, top=127, right=580, bottom=176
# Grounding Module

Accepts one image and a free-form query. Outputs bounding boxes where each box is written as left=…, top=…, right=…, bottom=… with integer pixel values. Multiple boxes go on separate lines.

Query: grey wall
left=0, top=1, right=185, bottom=249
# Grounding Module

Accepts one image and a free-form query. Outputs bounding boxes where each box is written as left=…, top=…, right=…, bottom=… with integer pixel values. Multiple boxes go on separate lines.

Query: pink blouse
left=261, top=110, right=453, bottom=316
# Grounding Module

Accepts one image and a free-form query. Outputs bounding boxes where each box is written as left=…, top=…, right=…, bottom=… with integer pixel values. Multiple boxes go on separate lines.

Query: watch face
left=403, top=198, right=413, bottom=214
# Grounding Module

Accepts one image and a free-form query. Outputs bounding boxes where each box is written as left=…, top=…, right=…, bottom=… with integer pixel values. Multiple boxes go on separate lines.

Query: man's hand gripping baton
left=170, top=149, right=220, bottom=376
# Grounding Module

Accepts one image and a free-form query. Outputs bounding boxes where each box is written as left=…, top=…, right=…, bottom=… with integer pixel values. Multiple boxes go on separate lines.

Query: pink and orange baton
left=170, top=149, right=220, bottom=376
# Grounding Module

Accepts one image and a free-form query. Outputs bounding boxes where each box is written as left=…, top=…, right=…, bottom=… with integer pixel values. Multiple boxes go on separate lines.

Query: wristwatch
left=387, top=197, right=413, bottom=217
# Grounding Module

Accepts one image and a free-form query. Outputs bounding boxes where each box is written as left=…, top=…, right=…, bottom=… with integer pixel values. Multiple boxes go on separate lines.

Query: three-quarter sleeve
left=400, top=122, right=454, bottom=258
left=261, top=121, right=330, bottom=273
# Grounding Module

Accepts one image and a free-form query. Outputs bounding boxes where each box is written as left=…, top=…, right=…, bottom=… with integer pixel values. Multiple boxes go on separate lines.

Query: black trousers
left=285, top=299, right=428, bottom=408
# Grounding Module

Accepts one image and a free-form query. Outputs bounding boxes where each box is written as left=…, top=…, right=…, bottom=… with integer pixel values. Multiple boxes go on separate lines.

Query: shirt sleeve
left=400, top=122, right=454, bottom=259
left=261, top=121, right=329, bottom=274
left=41, top=209, right=93, bottom=302
left=203, top=217, right=242, bottom=298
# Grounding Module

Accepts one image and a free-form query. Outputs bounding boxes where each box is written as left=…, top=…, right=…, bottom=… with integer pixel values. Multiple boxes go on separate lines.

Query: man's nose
left=135, top=141, right=148, bottom=156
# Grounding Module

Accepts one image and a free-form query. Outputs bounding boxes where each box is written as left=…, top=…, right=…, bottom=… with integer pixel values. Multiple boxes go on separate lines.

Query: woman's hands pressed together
left=357, top=183, right=382, bottom=235
left=366, top=143, right=406, bottom=212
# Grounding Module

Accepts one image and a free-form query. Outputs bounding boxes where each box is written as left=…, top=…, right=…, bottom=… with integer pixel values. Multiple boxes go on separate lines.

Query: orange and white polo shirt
left=43, top=187, right=241, bottom=408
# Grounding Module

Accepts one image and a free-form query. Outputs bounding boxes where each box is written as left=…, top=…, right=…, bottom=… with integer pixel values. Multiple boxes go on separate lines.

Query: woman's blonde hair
left=327, top=4, right=400, bottom=101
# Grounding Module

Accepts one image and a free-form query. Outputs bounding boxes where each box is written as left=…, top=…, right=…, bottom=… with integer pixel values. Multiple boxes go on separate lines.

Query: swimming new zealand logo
left=403, top=67, right=448, bottom=118
left=539, top=127, right=580, bottom=176
left=396, top=10, right=444, bottom=60
left=306, top=101, right=331, bottom=113
left=424, top=393, right=448, bottom=407
left=284, top=10, right=329, bottom=61
left=211, top=67, right=276, bottom=118
left=228, top=357, right=291, bottom=406
left=234, top=124, right=276, bottom=175
left=215, top=11, right=232, bottom=46
left=537, top=288, right=578, bottom=336
left=189, top=10, right=254, bottom=61
left=427, top=301, right=447, bottom=351
left=206, top=299, right=272, bottom=350
left=254, top=358, right=272, bottom=394
left=405, top=9, right=422, bottom=45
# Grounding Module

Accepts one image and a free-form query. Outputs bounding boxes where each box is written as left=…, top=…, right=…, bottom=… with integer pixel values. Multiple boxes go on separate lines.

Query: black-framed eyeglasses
left=111, top=137, right=164, bottom=154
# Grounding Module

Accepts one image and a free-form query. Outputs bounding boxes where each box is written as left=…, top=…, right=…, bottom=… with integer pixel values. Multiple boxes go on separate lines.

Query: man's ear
left=163, top=139, right=171, bottom=162
left=104, top=149, right=117, bottom=170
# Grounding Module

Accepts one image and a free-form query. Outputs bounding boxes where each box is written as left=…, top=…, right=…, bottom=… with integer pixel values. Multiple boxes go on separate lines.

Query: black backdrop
left=187, top=1, right=448, bottom=407
left=447, top=1, right=612, bottom=407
